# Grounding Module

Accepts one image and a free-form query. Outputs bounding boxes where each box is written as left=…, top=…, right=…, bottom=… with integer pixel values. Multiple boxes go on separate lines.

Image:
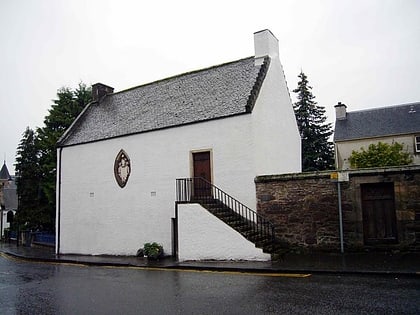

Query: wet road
left=0, top=255, right=419, bottom=314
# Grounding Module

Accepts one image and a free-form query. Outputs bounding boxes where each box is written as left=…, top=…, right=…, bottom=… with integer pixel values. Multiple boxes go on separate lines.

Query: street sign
left=330, top=171, right=349, bottom=182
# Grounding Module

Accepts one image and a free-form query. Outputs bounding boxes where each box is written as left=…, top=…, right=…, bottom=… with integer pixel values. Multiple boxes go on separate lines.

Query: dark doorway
left=361, top=182, right=397, bottom=245
left=6, top=210, right=14, bottom=224
left=192, top=151, right=212, bottom=197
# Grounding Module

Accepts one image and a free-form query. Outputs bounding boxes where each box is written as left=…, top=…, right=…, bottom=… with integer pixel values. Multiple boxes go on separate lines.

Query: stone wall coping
left=255, top=165, right=420, bottom=183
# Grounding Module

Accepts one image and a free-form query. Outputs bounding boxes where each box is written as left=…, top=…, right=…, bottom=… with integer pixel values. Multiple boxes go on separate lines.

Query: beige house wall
left=335, top=133, right=420, bottom=170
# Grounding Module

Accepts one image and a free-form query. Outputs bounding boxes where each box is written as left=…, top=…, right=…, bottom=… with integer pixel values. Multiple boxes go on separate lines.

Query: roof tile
left=334, top=102, right=420, bottom=141
left=60, top=57, right=268, bottom=146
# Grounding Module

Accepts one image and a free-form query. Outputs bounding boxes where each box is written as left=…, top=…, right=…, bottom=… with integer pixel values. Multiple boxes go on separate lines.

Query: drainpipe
left=0, top=207, right=3, bottom=240
left=56, top=147, right=62, bottom=255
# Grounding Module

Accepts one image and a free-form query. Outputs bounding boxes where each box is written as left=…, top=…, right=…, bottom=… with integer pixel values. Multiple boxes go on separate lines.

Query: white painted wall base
left=177, top=204, right=271, bottom=262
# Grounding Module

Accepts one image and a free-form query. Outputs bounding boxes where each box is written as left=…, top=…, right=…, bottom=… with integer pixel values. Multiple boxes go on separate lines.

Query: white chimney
left=254, top=29, right=279, bottom=65
left=335, top=102, right=347, bottom=120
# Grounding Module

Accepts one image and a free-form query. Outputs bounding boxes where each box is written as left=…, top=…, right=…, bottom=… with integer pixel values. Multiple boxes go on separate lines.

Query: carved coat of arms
left=114, top=149, right=131, bottom=188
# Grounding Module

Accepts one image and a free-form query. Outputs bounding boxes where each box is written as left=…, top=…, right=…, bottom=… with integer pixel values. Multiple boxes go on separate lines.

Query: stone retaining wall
left=255, top=166, right=420, bottom=252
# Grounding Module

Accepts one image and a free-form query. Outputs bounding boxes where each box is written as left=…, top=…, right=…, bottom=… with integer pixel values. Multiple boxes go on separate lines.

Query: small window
left=415, top=136, right=420, bottom=153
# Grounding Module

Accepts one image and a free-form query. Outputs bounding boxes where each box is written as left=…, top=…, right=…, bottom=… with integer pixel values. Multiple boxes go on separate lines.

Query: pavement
left=1, top=242, right=419, bottom=276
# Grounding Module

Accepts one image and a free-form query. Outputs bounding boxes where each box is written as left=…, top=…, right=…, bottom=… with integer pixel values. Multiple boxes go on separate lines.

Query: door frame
left=190, top=149, right=213, bottom=183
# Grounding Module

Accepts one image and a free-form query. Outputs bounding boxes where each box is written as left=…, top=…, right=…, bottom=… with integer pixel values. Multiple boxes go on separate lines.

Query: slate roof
left=0, top=163, right=11, bottom=181
left=59, top=56, right=270, bottom=147
left=334, top=102, right=420, bottom=141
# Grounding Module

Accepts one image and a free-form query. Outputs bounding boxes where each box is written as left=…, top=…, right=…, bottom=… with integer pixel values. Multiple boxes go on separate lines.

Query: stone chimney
left=254, top=29, right=279, bottom=65
left=335, top=102, right=347, bottom=120
left=92, top=83, right=114, bottom=102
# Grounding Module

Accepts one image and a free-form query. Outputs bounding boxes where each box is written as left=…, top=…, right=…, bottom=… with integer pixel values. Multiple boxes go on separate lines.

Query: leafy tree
left=14, top=127, right=45, bottom=229
left=349, top=142, right=412, bottom=169
left=293, top=71, right=334, bottom=171
left=36, top=83, right=91, bottom=230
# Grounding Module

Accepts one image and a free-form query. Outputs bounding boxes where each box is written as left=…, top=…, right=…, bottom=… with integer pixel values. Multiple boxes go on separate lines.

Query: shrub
left=143, top=242, right=163, bottom=259
left=349, top=142, right=412, bottom=169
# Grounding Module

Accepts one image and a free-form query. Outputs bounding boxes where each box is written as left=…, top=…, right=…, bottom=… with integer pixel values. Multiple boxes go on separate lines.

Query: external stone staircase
left=192, top=197, right=279, bottom=255
left=176, top=178, right=286, bottom=259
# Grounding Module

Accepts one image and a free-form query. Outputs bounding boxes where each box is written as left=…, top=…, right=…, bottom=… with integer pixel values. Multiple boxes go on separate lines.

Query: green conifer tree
left=14, top=127, right=44, bottom=229
left=293, top=72, right=334, bottom=171
left=16, top=83, right=91, bottom=231
left=36, top=83, right=91, bottom=230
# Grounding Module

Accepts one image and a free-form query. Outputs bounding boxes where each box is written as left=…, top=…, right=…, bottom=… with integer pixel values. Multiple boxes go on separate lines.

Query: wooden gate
left=361, top=182, right=397, bottom=245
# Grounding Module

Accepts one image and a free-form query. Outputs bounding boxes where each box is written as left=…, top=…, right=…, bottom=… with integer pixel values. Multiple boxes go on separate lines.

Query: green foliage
left=37, top=83, right=91, bottom=213
left=143, top=242, right=163, bottom=259
left=15, top=83, right=91, bottom=231
left=349, top=142, right=413, bottom=169
left=293, top=72, right=334, bottom=171
left=14, top=127, right=44, bottom=229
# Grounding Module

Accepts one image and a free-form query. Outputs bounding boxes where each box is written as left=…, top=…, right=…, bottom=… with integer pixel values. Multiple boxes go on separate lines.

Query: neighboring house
left=0, top=162, right=17, bottom=238
left=334, top=102, right=420, bottom=170
left=56, top=30, right=301, bottom=260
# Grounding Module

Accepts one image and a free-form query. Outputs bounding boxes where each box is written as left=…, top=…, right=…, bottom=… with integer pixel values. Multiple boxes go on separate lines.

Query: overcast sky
left=1, top=0, right=419, bottom=174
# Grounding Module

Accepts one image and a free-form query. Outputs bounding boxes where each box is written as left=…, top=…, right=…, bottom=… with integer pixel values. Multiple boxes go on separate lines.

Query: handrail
left=176, top=177, right=276, bottom=246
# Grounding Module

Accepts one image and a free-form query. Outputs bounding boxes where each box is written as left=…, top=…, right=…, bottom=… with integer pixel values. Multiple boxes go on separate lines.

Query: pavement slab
left=1, top=242, right=419, bottom=276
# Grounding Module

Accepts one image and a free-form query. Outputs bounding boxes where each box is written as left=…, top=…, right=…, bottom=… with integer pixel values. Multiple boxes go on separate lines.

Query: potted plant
left=143, top=242, right=163, bottom=260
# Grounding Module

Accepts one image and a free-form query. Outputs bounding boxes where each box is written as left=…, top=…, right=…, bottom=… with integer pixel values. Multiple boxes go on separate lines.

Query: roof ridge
left=112, top=56, right=255, bottom=96
left=347, top=102, right=420, bottom=114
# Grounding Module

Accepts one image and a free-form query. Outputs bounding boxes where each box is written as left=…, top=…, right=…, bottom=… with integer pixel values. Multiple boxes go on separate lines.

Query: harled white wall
left=59, top=114, right=259, bottom=255
left=252, top=57, right=301, bottom=175
left=177, top=203, right=270, bottom=261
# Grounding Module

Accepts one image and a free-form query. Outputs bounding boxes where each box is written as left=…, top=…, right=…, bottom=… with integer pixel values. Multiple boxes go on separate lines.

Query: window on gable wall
left=415, top=136, right=420, bottom=153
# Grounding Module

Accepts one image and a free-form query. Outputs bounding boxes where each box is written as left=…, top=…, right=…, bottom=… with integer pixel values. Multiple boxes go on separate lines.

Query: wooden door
left=192, top=151, right=212, bottom=197
left=361, top=183, right=397, bottom=245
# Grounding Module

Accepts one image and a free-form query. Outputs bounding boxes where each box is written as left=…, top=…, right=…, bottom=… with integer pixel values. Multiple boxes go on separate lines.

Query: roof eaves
left=334, top=131, right=420, bottom=142
left=59, top=111, right=251, bottom=148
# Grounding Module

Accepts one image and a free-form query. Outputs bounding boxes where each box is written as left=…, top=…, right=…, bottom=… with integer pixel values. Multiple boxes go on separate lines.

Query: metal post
left=337, top=181, right=344, bottom=253
left=0, top=208, right=3, bottom=240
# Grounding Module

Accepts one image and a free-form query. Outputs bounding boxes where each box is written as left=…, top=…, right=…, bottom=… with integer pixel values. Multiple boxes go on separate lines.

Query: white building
left=0, top=162, right=17, bottom=238
left=56, top=30, right=301, bottom=260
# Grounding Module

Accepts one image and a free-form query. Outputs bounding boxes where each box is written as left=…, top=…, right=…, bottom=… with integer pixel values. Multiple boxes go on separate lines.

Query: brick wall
left=255, top=166, right=420, bottom=252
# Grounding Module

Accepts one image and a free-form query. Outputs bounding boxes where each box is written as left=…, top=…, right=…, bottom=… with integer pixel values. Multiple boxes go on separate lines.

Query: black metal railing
left=176, top=177, right=276, bottom=246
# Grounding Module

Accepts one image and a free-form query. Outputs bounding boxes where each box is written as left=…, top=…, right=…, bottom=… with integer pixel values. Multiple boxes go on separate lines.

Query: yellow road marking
left=1, top=253, right=311, bottom=277
left=103, top=265, right=311, bottom=278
